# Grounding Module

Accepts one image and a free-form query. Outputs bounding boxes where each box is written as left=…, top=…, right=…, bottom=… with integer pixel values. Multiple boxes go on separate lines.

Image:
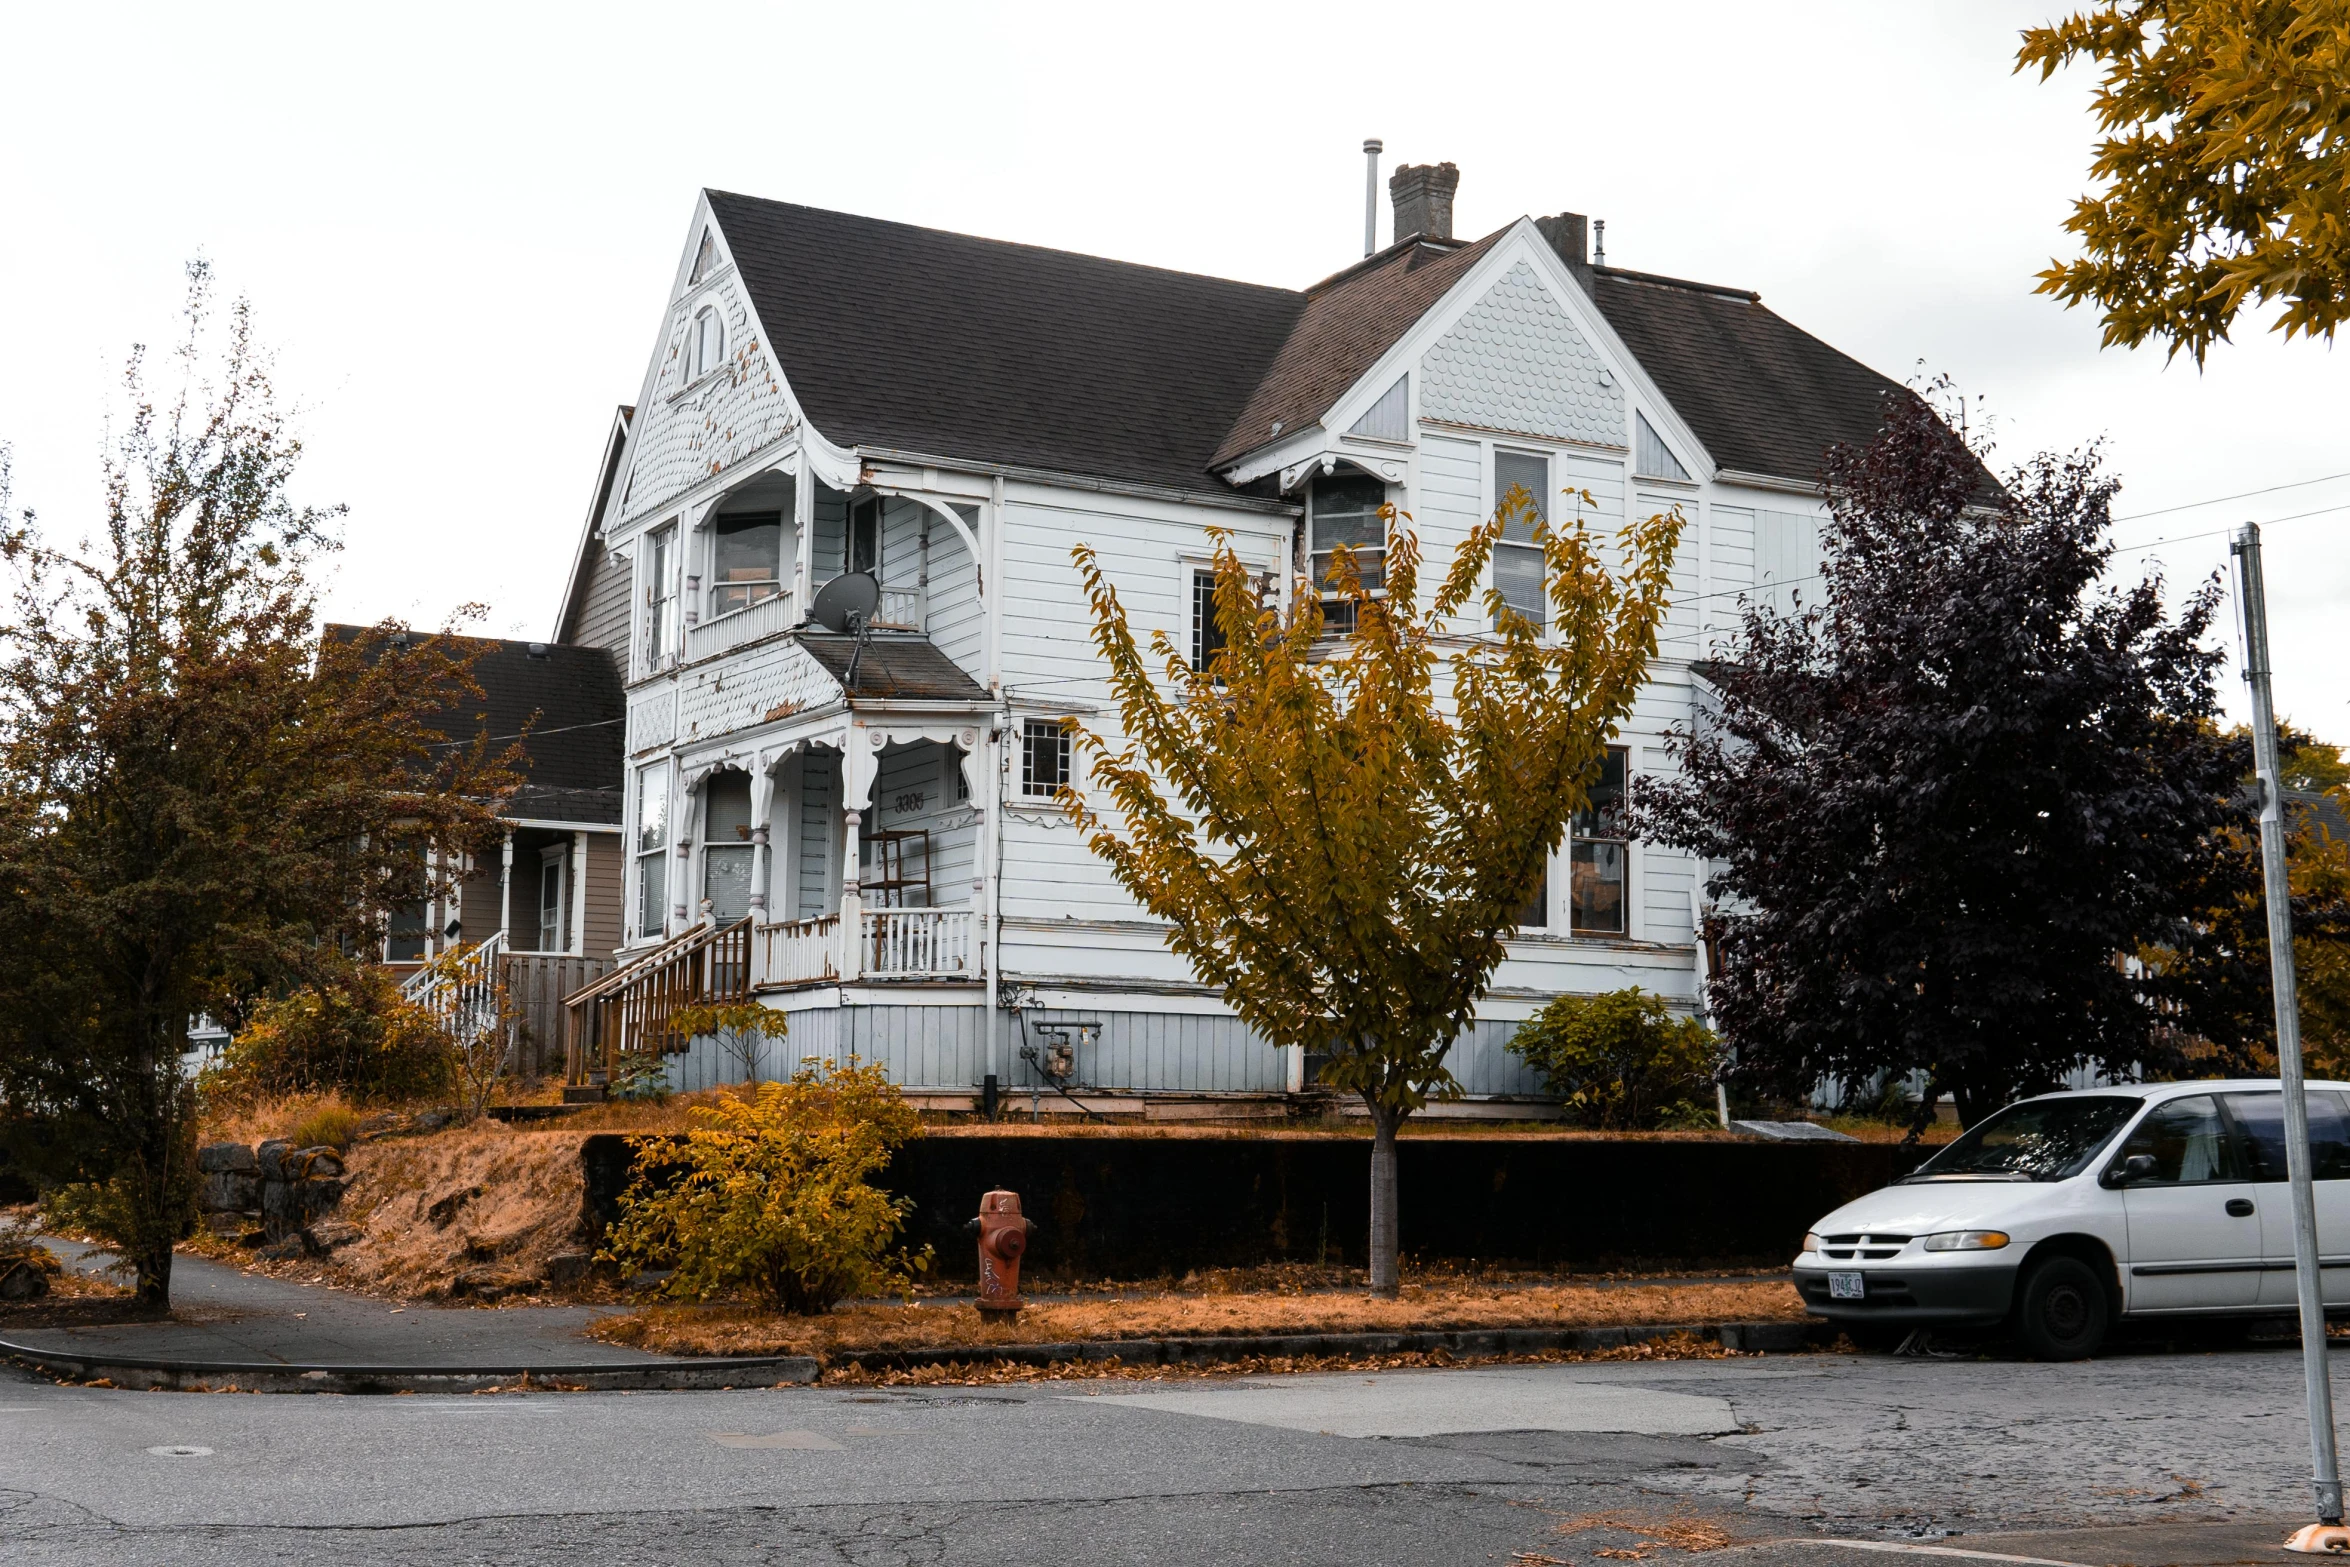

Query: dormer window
left=1309, top=473, right=1387, bottom=636
left=689, top=308, right=723, bottom=382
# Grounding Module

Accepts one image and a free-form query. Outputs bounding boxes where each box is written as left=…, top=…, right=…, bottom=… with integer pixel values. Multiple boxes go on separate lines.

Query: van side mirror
left=2103, top=1153, right=2158, bottom=1188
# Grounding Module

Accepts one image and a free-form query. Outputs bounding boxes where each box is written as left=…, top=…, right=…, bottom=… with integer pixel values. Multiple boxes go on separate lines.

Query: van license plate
left=1828, top=1272, right=1865, bottom=1300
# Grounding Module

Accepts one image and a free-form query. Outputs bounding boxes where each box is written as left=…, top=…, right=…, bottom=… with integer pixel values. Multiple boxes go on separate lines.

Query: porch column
left=569, top=831, right=589, bottom=956
left=497, top=830, right=514, bottom=947
left=837, top=728, right=881, bottom=981
left=748, top=765, right=776, bottom=920
left=793, top=451, right=815, bottom=614
left=673, top=772, right=700, bottom=930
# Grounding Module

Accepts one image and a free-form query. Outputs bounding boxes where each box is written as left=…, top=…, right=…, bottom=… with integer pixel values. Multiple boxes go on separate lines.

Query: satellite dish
left=811, top=571, right=880, bottom=633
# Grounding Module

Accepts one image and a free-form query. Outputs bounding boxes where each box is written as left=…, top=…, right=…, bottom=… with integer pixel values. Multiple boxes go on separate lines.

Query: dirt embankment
left=329, top=1124, right=598, bottom=1299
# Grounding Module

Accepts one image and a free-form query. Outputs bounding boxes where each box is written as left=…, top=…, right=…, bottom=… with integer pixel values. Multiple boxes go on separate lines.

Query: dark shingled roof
left=1210, top=235, right=1501, bottom=470
left=1590, top=266, right=1916, bottom=486
left=706, top=192, right=1919, bottom=495
left=706, top=191, right=1305, bottom=493
left=797, top=633, right=993, bottom=705
left=327, top=628, right=626, bottom=825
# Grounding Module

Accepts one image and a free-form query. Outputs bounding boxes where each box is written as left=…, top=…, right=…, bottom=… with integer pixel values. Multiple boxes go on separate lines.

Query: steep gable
left=706, top=191, right=1305, bottom=493
left=1419, top=258, right=1624, bottom=447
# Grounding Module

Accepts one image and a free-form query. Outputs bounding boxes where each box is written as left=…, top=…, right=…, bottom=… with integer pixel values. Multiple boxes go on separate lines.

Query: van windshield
left=1904, top=1096, right=2141, bottom=1183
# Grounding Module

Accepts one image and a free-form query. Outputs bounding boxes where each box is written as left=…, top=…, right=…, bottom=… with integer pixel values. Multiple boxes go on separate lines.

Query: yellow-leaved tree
left=2020, top=1, right=2350, bottom=362
left=1064, top=493, right=1680, bottom=1294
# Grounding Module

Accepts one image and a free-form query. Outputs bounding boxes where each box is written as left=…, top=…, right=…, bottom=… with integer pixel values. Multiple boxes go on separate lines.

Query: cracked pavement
left=1, top=1340, right=2340, bottom=1564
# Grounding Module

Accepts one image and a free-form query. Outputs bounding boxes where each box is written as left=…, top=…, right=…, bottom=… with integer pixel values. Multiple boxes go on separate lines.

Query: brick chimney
left=1389, top=162, right=1459, bottom=243
left=1536, top=211, right=1593, bottom=293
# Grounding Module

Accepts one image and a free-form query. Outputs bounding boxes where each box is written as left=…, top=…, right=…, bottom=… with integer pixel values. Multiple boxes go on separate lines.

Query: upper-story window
left=849, top=497, right=881, bottom=576
left=642, top=522, right=678, bottom=672
left=689, top=308, right=724, bottom=382
left=1493, top=450, right=1549, bottom=631
left=710, top=510, right=783, bottom=617
left=1191, top=569, right=1230, bottom=672
left=1309, top=473, right=1386, bottom=635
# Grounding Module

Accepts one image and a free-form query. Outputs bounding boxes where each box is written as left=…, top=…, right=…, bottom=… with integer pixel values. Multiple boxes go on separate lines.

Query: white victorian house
left=551, top=163, right=1907, bottom=1111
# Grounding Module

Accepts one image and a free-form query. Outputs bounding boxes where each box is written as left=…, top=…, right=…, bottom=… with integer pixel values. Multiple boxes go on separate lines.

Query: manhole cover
left=147, top=1445, right=212, bottom=1458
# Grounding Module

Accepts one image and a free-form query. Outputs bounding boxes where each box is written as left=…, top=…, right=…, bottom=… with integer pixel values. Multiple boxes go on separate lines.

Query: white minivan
left=1794, top=1080, right=2350, bottom=1359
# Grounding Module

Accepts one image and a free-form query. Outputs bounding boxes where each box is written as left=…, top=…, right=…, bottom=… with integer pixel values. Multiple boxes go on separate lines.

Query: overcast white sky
left=2, top=2, right=2343, bottom=736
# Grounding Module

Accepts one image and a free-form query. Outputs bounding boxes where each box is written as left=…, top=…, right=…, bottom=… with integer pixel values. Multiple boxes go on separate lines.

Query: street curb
left=0, top=1338, right=819, bottom=1394
left=824, top=1317, right=1837, bottom=1372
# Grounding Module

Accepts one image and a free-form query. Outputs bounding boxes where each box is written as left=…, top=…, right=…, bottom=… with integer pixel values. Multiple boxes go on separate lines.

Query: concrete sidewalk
left=21, top=1239, right=651, bottom=1367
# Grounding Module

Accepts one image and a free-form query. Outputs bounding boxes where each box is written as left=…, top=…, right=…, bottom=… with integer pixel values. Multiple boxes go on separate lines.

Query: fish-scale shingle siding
left=1419, top=262, right=1625, bottom=448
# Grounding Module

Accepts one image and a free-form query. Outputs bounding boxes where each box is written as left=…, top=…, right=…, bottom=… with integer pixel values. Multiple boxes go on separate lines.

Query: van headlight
left=1802, top=1232, right=1823, bottom=1254
left=1922, top=1230, right=2010, bottom=1252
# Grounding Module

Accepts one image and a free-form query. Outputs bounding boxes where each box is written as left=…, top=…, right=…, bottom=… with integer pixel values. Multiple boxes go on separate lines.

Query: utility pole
left=2234, top=522, right=2344, bottom=1545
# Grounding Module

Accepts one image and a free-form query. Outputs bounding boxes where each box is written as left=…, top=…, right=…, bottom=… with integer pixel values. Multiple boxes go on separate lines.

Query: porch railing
left=399, top=930, right=507, bottom=1047
left=563, top=917, right=751, bottom=1086
left=748, top=905, right=980, bottom=989
left=874, top=584, right=924, bottom=631
left=862, top=906, right=976, bottom=979
left=684, top=589, right=796, bottom=664
left=756, top=914, right=840, bottom=988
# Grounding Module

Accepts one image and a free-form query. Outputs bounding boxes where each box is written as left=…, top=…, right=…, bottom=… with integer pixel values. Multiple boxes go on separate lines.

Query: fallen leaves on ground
left=594, top=1278, right=1804, bottom=1358
left=1558, top=1511, right=1741, bottom=1556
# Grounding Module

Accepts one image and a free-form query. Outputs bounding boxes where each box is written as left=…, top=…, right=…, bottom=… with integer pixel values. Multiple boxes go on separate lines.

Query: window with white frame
left=1569, top=746, right=1629, bottom=936
left=953, top=746, right=971, bottom=802
left=848, top=496, right=881, bottom=576
left=642, top=523, right=678, bottom=672
left=536, top=852, right=566, bottom=953
left=710, top=509, right=783, bottom=616
left=1493, top=450, right=1549, bottom=630
left=702, top=770, right=755, bottom=925
left=1191, top=569, right=1229, bottom=672
left=690, top=307, right=723, bottom=381
left=1021, top=718, right=1071, bottom=798
left=1309, top=473, right=1386, bottom=635
left=633, top=761, right=671, bottom=941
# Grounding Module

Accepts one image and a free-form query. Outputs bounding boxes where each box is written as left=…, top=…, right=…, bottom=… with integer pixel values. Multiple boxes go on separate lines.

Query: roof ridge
left=1300, top=234, right=1476, bottom=296
left=1595, top=264, right=1761, bottom=304
left=704, top=189, right=1302, bottom=302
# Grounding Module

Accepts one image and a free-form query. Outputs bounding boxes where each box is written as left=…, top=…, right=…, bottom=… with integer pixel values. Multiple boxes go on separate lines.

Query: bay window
left=642, top=523, right=678, bottom=672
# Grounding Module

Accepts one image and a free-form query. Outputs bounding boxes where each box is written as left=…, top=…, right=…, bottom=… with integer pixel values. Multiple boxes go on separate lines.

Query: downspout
left=985, top=472, right=1007, bottom=1096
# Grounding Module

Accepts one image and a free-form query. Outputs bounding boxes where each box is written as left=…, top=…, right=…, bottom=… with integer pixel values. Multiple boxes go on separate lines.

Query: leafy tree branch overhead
left=2020, top=0, right=2350, bottom=363
left=1061, top=491, right=1681, bottom=1294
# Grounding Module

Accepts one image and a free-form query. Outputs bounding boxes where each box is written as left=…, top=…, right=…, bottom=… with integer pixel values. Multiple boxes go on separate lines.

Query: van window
left=1907, top=1095, right=2139, bottom=1182
left=2117, top=1095, right=2245, bottom=1184
left=2223, top=1091, right=2350, bottom=1182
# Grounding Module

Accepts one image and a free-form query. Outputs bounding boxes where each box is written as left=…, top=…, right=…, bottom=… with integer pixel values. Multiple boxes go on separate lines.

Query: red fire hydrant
left=967, top=1189, right=1036, bottom=1323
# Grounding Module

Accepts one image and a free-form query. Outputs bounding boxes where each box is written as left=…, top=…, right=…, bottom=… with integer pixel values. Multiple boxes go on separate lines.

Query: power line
left=2112, top=470, right=2350, bottom=525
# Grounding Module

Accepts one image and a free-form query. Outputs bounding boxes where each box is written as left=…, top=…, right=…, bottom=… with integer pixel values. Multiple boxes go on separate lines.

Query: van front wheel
left=2013, top=1255, right=2108, bottom=1360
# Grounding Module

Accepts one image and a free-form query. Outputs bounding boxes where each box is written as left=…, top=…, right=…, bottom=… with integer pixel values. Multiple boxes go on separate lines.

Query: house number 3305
left=892, top=790, right=926, bottom=815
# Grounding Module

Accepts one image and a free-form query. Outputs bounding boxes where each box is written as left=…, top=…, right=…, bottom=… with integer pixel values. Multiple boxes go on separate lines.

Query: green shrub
left=203, top=958, right=452, bottom=1106
left=599, top=1055, right=931, bottom=1313
left=1508, top=987, right=1722, bottom=1131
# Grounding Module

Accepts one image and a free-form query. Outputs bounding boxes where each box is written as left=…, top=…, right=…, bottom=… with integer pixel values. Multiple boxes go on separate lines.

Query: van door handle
left=2227, top=1198, right=2256, bottom=1218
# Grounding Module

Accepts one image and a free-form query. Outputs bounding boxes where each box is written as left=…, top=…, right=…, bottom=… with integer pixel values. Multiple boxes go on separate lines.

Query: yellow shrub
left=598, top=1056, right=930, bottom=1313
left=204, top=959, right=452, bottom=1106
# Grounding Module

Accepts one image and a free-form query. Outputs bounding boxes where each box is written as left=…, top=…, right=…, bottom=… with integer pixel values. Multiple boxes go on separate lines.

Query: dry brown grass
left=593, top=1276, right=1803, bottom=1358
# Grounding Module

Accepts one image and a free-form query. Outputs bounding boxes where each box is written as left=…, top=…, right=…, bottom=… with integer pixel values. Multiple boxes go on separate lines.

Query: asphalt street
left=4, top=1339, right=2344, bottom=1565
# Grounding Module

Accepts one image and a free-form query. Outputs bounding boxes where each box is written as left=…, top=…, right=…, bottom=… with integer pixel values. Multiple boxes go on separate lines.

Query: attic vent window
left=690, top=308, right=723, bottom=381
left=1635, top=412, right=1691, bottom=482
left=689, top=227, right=716, bottom=286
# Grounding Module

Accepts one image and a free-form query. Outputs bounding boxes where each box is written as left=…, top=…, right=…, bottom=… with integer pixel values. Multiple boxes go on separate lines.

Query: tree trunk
left=1366, top=1097, right=1402, bottom=1298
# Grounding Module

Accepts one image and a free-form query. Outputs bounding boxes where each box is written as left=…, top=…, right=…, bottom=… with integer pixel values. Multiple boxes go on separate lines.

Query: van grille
left=1822, top=1232, right=1913, bottom=1261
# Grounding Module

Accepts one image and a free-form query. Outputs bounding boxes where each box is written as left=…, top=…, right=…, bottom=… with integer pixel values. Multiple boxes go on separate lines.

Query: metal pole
left=2233, top=521, right=2340, bottom=1526
left=1362, top=139, right=1383, bottom=258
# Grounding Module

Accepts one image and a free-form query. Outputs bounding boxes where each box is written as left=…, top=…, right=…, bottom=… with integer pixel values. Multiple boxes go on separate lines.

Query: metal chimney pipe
left=1595, top=218, right=1607, bottom=267
left=1362, top=139, right=1383, bottom=257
